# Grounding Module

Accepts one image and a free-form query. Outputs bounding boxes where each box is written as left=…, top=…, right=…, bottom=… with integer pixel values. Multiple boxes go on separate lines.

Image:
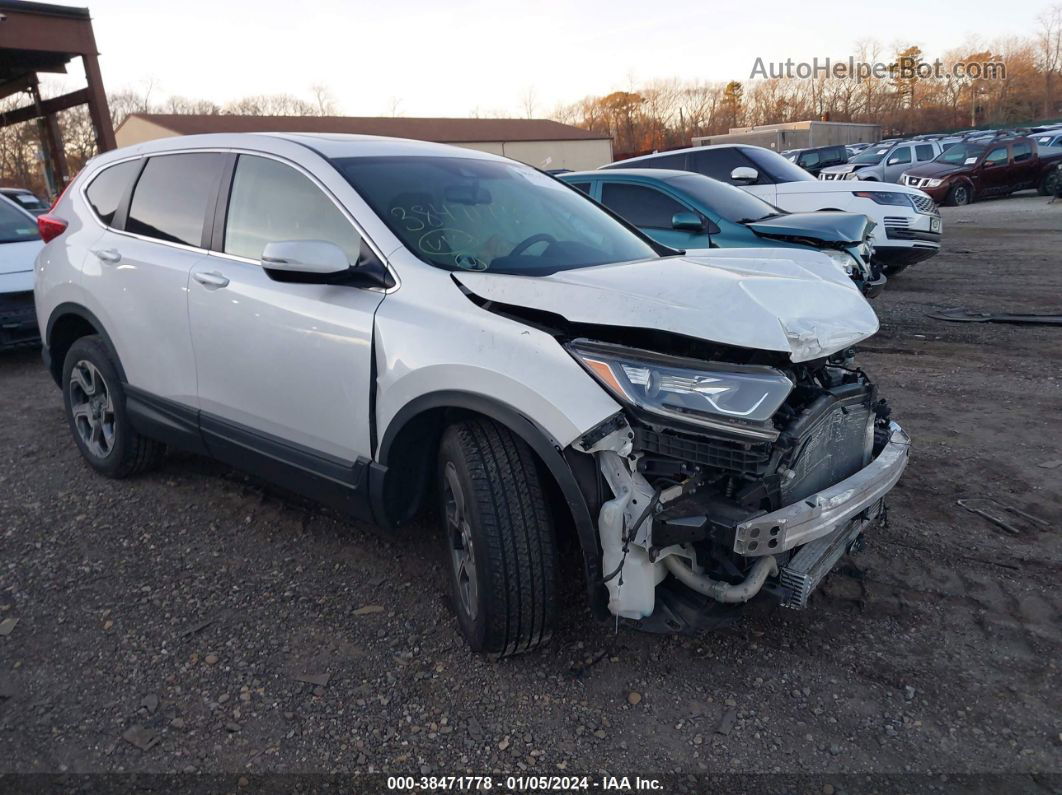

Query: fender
left=376, top=390, right=609, bottom=618
left=44, top=302, right=127, bottom=386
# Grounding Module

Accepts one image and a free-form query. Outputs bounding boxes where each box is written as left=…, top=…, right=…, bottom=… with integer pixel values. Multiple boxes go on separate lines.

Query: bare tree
left=1036, top=4, right=1062, bottom=116
left=520, top=86, right=538, bottom=119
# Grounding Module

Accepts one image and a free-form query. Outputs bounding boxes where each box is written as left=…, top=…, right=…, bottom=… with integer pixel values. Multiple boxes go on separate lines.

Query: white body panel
left=373, top=248, right=620, bottom=450
left=82, top=229, right=204, bottom=406
left=188, top=255, right=383, bottom=460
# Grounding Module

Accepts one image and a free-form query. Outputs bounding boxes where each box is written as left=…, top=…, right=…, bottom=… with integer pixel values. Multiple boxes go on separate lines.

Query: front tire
left=438, top=418, right=557, bottom=657
left=62, top=336, right=165, bottom=478
left=944, top=182, right=972, bottom=206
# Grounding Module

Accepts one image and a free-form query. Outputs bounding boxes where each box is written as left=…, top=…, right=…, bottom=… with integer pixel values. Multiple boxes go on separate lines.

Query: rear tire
left=944, top=182, right=971, bottom=206
left=1039, top=168, right=1061, bottom=197
left=437, top=418, right=557, bottom=657
left=62, top=336, right=165, bottom=478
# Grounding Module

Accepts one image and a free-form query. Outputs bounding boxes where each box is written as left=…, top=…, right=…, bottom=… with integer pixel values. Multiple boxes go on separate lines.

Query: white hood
left=779, top=179, right=923, bottom=197
left=455, top=252, right=880, bottom=362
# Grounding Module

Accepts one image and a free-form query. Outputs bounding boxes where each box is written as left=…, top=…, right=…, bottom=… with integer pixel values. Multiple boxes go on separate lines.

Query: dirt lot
left=1, top=193, right=1060, bottom=788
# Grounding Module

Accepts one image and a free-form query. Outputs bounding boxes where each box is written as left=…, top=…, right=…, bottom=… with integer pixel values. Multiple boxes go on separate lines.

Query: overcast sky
left=44, top=0, right=1052, bottom=117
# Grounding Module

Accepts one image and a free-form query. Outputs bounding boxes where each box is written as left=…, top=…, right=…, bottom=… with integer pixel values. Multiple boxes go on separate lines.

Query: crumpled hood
left=745, top=211, right=870, bottom=245
left=455, top=253, right=879, bottom=362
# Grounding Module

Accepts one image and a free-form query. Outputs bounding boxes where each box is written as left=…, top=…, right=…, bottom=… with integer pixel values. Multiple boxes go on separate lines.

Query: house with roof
left=115, top=114, right=613, bottom=171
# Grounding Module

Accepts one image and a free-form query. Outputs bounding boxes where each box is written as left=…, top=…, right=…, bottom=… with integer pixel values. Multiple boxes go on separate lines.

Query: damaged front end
left=569, top=339, right=910, bottom=632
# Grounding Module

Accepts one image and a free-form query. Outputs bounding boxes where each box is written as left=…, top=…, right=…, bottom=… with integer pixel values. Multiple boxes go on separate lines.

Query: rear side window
left=85, top=160, right=141, bottom=227
left=688, top=148, right=761, bottom=183
left=915, top=144, right=935, bottom=161
left=600, top=183, right=687, bottom=229
left=625, top=152, right=688, bottom=170
left=223, top=155, right=361, bottom=264
left=1012, top=142, right=1032, bottom=162
left=126, top=153, right=225, bottom=246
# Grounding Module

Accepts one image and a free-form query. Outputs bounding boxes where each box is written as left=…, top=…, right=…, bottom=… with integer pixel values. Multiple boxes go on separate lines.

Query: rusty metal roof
left=122, top=113, right=610, bottom=143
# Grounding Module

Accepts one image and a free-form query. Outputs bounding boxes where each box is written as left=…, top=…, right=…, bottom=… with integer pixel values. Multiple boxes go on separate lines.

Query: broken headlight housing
left=567, top=340, right=793, bottom=440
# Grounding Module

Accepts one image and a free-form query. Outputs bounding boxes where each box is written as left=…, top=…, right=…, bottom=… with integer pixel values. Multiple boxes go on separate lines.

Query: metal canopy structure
left=0, top=0, right=114, bottom=196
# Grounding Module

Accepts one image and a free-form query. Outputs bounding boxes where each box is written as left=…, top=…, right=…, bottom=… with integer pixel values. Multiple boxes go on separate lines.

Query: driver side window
left=889, top=147, right=912, bottom=165
left=985, top=147, right=1009, bottom=165
left=599, top=183, right=689, bottom=229
left=224, top=155, right=361, bottom=264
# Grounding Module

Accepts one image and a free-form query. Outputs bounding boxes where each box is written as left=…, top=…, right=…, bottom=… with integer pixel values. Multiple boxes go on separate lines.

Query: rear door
left=1010, top=141, right=1036, bottom=189
left=187, top=152, right=386, bottom=516
left=82, top=152, right=223, bottom=409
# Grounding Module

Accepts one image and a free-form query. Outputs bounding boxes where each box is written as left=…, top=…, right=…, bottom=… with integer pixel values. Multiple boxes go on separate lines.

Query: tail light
left=38, top=214, right=68, bottom=243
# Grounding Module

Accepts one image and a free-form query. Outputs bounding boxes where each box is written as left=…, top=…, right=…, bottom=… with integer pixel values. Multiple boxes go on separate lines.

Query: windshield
left=0, top=199, right=39, bottom=243
left=851, top=146, right=892, bottom=165
left=935, top=144, right=986, bottom=165
left=742, top=148, right=817, bottom=183
left=333, top=156, right=660, bottom=275
left=666, top=174, right=780, bottom=224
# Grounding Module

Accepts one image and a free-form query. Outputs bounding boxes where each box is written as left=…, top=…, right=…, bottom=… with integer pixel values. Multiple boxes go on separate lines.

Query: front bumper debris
left=734, top=422, right=910, bottom=557
left=778, top=507, right=877, bottom=608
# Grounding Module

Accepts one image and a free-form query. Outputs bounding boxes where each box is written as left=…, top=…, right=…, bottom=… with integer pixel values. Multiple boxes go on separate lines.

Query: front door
left=598, top=181, right=709, bottom=249
left=187, top=153, right=385, bottom=517
left=883, top=146, right=913, bottom=182
left=980, top=145, right=1011, bottom=196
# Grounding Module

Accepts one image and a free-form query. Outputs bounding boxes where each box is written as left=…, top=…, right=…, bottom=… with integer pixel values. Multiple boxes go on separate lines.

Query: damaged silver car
left=36, top=134, right=910, bottom=656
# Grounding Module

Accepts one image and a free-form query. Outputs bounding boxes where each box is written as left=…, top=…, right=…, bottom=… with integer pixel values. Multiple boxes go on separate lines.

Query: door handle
left=92, top=248, right=121, bottom=264
left=192, top=271, right=230, bottom=289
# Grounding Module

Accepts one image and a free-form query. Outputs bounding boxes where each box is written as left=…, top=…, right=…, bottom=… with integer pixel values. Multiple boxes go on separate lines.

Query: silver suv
left=33, top=133, right=910, bottom=655
left=820, top=140, right=943, bottom=183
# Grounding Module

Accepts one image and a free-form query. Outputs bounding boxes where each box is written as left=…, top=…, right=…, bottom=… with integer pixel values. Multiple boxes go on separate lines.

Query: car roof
left=89, top=132, right=507, bottom=167
left=562, top=168, right=701, bottom=182
left=610, top=143, right=766, bottom=167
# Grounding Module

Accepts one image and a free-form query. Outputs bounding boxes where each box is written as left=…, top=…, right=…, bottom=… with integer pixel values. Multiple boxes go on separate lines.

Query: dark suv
left=782, top=145, right=849, bottom=177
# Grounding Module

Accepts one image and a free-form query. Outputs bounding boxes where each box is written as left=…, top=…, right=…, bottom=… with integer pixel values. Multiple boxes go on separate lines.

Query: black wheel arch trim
left=44, top=303, right=127, bottom=386
left=377, top=390, right=609, bottom=619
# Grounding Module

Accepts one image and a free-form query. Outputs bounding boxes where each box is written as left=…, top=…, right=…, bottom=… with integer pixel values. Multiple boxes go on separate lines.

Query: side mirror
left=261, top=239, right=353, bottom=275
left=886, top=157, right=899, bottom=166
left=730, top=166, right=758, bottom=184
left=671, top=211, right=706, bottom=232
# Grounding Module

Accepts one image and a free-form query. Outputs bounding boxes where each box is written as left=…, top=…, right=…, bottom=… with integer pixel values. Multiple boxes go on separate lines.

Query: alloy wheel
left=69, top=360, right=115, bottom=458
left=444, top=461, right=478, bottom=621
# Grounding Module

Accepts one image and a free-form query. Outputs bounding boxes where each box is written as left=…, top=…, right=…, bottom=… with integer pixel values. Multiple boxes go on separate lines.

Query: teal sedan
left=560, top=169, right=883, bottom=296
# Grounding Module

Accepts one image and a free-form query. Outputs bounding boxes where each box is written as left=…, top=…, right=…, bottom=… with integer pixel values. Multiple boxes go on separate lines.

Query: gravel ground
left=1, top=192, right=1060, bottom=788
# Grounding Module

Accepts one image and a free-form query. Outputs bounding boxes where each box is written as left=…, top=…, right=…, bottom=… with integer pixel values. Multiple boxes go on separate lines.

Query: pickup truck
left=900, top=136, right=1062, bottom=205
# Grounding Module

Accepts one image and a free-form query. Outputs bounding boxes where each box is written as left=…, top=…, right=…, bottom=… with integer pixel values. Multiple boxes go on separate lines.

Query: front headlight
left=926, top=178, right=943, bottom=188
left=852, top=190, right=914, bottom=207
left=844, top=171, right=861, bottom=180
left=567, top=340, right=793, bottom=439
left=822, top=249, right=857, bottom=276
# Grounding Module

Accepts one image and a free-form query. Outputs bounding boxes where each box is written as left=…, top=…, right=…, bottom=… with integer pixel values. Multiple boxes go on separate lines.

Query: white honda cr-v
left=34, top=133, right=909, bottom=655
